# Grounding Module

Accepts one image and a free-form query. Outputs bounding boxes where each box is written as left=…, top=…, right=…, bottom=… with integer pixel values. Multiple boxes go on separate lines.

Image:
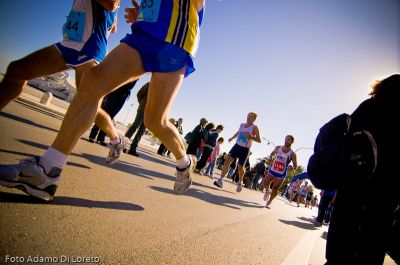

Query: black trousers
left=89, top=85, right=132, bottom=142
left=196, top=146, right=213, bottom=171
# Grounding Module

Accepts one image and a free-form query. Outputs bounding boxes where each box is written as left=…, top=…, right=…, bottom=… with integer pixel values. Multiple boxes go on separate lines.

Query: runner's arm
left=249, top=126, right=261, bottom=143
left=124, top=0, right=140, bottom=24
left=95, top=0, right=120, bottom=12
left=291, top=152, right=298, bottom=170
left=229, top=131, right=239, bottom=143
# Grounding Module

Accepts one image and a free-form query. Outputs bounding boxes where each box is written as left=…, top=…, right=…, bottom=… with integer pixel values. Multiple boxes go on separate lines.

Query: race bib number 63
left=137, top=0, right=161, bottom=22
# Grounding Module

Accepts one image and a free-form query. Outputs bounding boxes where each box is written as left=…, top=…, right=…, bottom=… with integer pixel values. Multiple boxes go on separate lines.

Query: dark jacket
left=204, top=129, right=219, bottom=148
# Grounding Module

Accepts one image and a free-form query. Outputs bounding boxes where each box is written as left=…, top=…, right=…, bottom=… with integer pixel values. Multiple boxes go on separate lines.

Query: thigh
left=75, top=60, right=97, bottom=88
left=144, top=68, right=185, bottom=123
left=272, top=178, right=284, bottom=190
left=10, top=45, right=68, bottom=80
left=84, top=43, right=146, bottom=97
left=263, top=172, right=275, bottom=186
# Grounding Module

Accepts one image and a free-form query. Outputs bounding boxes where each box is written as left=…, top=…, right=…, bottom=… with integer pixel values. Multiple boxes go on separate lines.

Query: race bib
left=272, top=160, right=285, bottom=173
left=137, top=0, right=161, bottom=22
left=237, top=132, right=248, bottom=145
left=62, top=10, right=86, bottom=42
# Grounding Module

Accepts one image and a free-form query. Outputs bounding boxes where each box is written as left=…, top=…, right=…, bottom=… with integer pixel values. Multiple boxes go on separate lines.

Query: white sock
left=39, top=147, right=68, bottom=174
left=177, top=155, right=190, bottom=169
left=110, top=135, right=121, bottom=145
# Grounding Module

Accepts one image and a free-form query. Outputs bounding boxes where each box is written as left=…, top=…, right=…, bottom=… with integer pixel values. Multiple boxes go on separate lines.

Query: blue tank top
left=60, top=0, right=118, bottom=60
left=133, top=0, right=205, bottom=57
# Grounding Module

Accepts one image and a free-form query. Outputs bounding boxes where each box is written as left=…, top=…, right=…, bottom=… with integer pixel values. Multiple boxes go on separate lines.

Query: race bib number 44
left=63, top=11, right=86, bottom=42
left=137, top=0, right=161, bottom=22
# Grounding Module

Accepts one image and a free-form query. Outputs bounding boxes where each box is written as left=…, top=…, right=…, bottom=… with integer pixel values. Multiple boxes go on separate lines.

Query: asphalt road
left=0, top=101, right=338, bottom=265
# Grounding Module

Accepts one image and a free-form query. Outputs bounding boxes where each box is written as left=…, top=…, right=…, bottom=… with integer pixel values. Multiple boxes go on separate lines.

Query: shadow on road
left=279, top=219, right=317, bottom=230
left=135, top=147, right=177, bottom=168
left=150, top=186, right=261, bottom=210
left=298, top=216, right=317, bottom=224
left=0, top=191, right=144, bottom=211
left=0, top=148, right=91, bottom=169
left=0, top=111, right=59, bottom=133
left=13, top=140, right=235, bottom=195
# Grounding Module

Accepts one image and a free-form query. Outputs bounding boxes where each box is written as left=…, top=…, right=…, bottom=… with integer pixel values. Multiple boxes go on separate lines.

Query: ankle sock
left=177, top=155, right=190, bottom=169
left=39, top=147, right=67, bottom=174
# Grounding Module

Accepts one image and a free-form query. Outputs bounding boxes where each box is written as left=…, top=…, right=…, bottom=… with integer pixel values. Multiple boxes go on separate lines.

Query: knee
left=79, top=68, right=104, bottom=99
left=4, top=60, right=26, bottom=87
left=144, top=113, right=167, bottom=136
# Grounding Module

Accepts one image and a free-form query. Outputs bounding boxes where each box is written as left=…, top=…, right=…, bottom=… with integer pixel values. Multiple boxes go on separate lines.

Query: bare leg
left=0, top=45, right=68, bottom=110
left=219, top=155, right=234, bottom=180
left=262, top=172, right=275, bottom=192
left=75, top=62, right=118, bottom=141
left=268, top=178, right=284, bottom=203
left=237, top=164, right=245, bottom=182
left=51, top=43, right=145, bottom=155
left=143, top=69, right=186, bottom=160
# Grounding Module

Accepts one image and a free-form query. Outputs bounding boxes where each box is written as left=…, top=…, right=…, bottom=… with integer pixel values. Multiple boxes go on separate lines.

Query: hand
left=124, top=0, right=140, bottom=24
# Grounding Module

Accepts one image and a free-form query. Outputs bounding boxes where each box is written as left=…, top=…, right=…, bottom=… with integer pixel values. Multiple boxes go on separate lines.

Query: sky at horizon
left=0, top=0, right=399, bottom=167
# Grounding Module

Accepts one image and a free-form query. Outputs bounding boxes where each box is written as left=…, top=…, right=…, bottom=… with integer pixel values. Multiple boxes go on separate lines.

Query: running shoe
left=265, top=201, right=272, bottom=209
left=213, top=178, right=223, bottom=188
left=0, top=157, right=60, bottom=201
left=263, top=190, right=271, bottom=201
left=174, top=155, right=197, bottom=194
left=314, top=221, right=323, bottom=227
left=236, top=182, right=243, bottom=193
left=106, top=134, right=127, bottom=164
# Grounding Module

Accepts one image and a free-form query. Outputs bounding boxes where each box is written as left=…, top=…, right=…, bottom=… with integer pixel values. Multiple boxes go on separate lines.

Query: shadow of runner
left=134, top=147, right=177, bottom=168
left=0, top=191, right=144, bottom=211
left=279, top=219, right=317, bottom=230
left=0, top=149, right=91, bottom=169
left=0, top=111, right=59, bottom=133
left=13, top=140, right=232, bottom=194
left=150, top=186, right=261, bottom=210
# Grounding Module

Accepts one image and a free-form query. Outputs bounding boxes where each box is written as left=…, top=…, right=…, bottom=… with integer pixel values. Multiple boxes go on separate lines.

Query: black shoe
left=98, top=141, right=107, bottom=147
left=128, top=150, right=140, bottom=157
left=88, top=138, right=95, bottom=143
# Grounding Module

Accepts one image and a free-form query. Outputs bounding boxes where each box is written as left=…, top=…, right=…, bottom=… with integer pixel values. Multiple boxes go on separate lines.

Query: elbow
left=102, top=1, right=120, bottom=12
left=108, top=3, right=120, bottom=12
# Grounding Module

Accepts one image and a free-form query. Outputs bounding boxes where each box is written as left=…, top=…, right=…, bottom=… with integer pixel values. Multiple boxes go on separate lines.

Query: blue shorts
left=228, top=144, right=250, bottom=166
left=121, top=28, right=195, bottom=77
left=55, top=43, right=102, bottom=68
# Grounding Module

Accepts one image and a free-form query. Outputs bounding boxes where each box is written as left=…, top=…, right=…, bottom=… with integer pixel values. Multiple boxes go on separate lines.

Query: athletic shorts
left=55, top=43, right=101, bottom=68
left=228, top=144, right=250, bottom=166
left=121, top=28, right=195, bottom=77
left=268, top=170, right=286, bottom=180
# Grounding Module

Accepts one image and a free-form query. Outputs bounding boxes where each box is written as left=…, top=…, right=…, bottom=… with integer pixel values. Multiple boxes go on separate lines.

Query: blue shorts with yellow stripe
left=121, top=28, right=195, bottom=77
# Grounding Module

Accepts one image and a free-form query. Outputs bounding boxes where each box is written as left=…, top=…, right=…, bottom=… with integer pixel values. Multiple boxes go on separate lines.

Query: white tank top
left=236, top=123, right=255, bottom=148
left=270, top=146, right=293, bottom=176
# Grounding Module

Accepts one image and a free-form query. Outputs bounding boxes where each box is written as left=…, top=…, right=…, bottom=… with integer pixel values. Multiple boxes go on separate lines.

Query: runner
left=262, top=135, right=297, bottom=208
left=213, top=112, right=261, bottom=192
left=0, top=0, right=206, bottom=200
left=289, top=179, right=301, bottom=203
left=297, top=181, right=309, bottom=207
left=0, top=0, right=125, bottom=164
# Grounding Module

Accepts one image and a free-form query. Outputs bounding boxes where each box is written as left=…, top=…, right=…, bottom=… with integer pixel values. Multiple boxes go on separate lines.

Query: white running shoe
left=263, top=190, right=271, bottom=201
left=213, top=178, right=223, bottom=188
left=106, top=134, right=127, bottom=164
left=266, top=201, right=272, bottom=209
left=0, top=157, right=61, bottom=201
left=174, top=155, right=197, bottom=194
left=236, top=182, right=243, bottom=193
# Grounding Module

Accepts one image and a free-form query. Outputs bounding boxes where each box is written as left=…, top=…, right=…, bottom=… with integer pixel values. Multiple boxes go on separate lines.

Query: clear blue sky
left=0, top=0, right=399, bottom=167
